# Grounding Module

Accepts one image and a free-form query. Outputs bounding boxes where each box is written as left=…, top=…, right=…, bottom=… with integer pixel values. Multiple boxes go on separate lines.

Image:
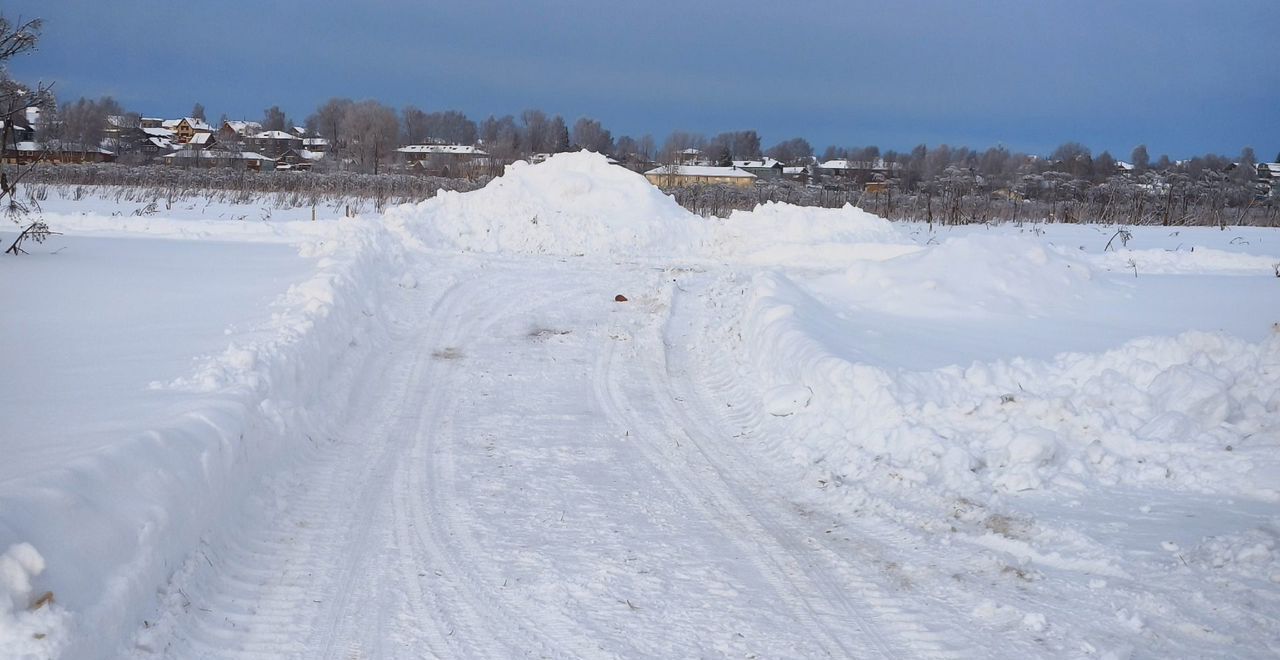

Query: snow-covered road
left=137, top=257, right=991, bottom=659
left=5, top=155, right=1277, bottom=659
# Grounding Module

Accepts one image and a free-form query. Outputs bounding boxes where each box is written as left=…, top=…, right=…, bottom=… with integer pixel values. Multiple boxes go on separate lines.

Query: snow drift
left=385, top=151, right=706, bottom=257
left=707, top=202, right=916, bottom=267
left=814, top=235, right=1099, bottom=318
left=741, top=270, right=1280, bottom=501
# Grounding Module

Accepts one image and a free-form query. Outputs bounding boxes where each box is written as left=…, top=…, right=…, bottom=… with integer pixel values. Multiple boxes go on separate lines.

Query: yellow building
left=644, top=165, right=756, bottom=188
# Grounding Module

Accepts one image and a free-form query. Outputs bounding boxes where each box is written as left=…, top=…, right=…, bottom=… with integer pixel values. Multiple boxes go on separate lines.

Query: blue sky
left=5, top=0, right=1278, bottom=160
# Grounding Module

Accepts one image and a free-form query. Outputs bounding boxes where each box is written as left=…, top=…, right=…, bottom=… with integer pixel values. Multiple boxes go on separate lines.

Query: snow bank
left=813, top=236, right=1098, bottom=318
left=708, top=203, right=915, bottom=267
left=741, top=271, right=1280, bottom=501
left=0, top=217, right=404, bottom=658
left=385, top=151, right=706, bottom=257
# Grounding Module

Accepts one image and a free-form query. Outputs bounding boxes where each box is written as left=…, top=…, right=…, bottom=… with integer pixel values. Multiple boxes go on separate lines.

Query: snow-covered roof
left=782, top=166, right=806, bottom=175
left=147, top=137, right=173, bottom=150
left=679, top=148, right=702, bottom=155
left=12, top=140, right=113, bottom=155
left=142, top=127, right=175, bottom=138
left=1258, top=163, right=1280, bottom=176
left=1115, top=161, right=1135, bottom=171
left=819, top=158, right=900, bottom=171
left=223, top=120, right=262, bottom=133
left=298, top=149, right=326, bottom=161
left=252, top=130, right=299, bottom=140
left=187, top=132, right=215, bottom=145
left=302, top=137, right=329, bottom=147
left=164, top=117, right=213, bottom=131
left=163, top=149, right=274, bottom=161
left=107, top=115, right=134, bottom=128
left=732, top=157, right=782, bottom=169
left=645, top=165, right=756, bottom=178
left=396, top=144, right=488, bottom=156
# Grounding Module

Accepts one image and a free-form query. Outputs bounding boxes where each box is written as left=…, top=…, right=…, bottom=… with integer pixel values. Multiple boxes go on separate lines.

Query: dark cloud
left=5, top=0, right=1277, bottom=157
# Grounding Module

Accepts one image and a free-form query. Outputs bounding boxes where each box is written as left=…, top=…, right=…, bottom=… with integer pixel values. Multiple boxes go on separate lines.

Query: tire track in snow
left=666, top=272, right=1022, bottom=659
left=396, top=265, right=615, bottom=658
left=137, top=278, right=450, bottom=660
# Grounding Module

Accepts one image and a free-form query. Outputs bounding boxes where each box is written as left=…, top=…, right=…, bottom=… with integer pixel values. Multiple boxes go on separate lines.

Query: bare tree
left=571, top=117, right=612, bottom=155
left=550, top=115, right=570, bottom=153
left=660, top=131, right=705, bottom=164
left=1, top=15, right=57, bottom=255
left=520, top=109, right=554, bottom=155
left=708, top=130, right=761, bottom=162
left=261, top=105, right=289, bottom=132
left=190, top=102, right=205, bottom=121
left=479, top=114, right=520, bottom=161
left=766, top=137, right=813, bottom=165
left=422, top=110, right=477, bottom=145
left=340, top=100, right=398, bottom=174
left=59, top=97, right=108, bottom=157
left=306, top=97, right=354, bottom=168
left=401, top=105, right=429, bottom=144
left=1130, top=144, right=1149, bottom=172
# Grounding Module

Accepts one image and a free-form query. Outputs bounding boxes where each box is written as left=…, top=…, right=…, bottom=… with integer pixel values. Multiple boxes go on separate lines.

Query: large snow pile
left=741, top=271, right=1280, bottom=501
left=708, top=203, right=916, bottom=266
left=385, top=151, right=705, bottom=257
left=814, top=235, right=1099, bottom=318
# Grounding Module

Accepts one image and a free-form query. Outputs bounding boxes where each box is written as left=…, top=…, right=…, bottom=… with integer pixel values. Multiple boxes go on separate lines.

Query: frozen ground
left=2, top=153, right=1278, bottom=659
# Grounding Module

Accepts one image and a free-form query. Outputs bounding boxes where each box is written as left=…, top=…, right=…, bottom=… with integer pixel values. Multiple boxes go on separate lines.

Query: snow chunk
left=763, top=384, right=812, bottom=416
left=0, top=543, right=67, bottom=658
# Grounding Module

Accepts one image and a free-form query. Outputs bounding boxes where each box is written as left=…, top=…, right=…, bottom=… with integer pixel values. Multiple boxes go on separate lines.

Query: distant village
left=1, top=103, right=1277, bottom=211
left=0, top=106, right=911, bottom=188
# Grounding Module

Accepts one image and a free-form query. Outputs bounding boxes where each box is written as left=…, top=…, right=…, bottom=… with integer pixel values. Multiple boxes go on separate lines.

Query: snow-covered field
left=2, top=152, right=1277, bottom=659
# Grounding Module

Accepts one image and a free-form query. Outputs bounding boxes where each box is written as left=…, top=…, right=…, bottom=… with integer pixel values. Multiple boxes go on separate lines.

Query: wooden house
left=162, top=117, right=214, bottom=144
left=251, top=130, right=304, bottom=158
left=732, top=157, right=784, bottom=180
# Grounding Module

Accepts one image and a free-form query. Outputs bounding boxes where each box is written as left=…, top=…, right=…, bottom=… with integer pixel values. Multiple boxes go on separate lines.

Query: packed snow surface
left=3, top=152, right=1279, bottom=658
